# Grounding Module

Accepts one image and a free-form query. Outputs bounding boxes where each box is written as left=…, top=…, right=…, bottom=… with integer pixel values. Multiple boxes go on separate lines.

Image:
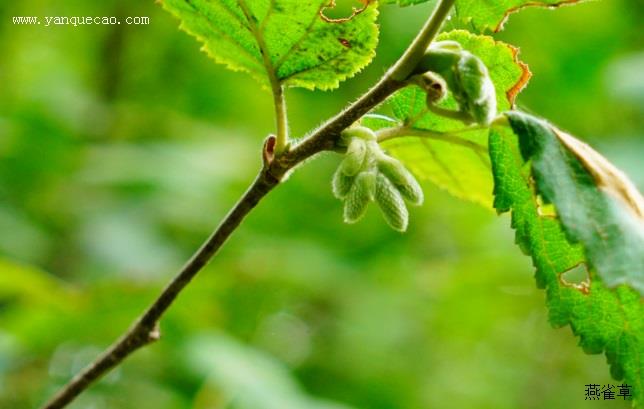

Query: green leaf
left=489, top=126, right=644, bottom=406
left=381, top=0, right=428, bottom=6
left=382, top=0, right=590, bottom=33
left=160, top=0, right=379, bottom=90
left=454, top=0, right=591, bottom=33
left=379, top=30, right=530, bottom=207
left=504, top=111, right=644, bottom=295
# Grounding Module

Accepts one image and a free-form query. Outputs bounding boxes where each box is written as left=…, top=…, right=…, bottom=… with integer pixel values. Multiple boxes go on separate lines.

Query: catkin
left=343, top=171, right=376, bottom=223
left=377, top=154, right=424, bottom=206
left=375, top=173, right=409, bottom=232
left=341, top=126, right=376, bottom=142
left=332, top=167, right=356, bottom=199
left=339, top=137, right=367, bottom=176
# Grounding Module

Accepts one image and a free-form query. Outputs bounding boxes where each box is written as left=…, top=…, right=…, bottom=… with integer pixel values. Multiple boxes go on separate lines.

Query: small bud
left=455, top=52, right=490, bottom=101
left=411, top=41, right=497, bottom=126
left=410, top=72, right=447, bottom=105
left=375, top=173, right=409, bottom=232
left=454, top=52, right=497, bottom=125
left=344, top=171, right=377, bottom=223
left=377, top=154, right=424, bottom=206
left=469, top=84, right=496, bottom=125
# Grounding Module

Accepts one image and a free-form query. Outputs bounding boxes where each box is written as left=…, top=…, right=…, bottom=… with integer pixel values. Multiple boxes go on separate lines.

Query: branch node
left=147, top=323, right=161, bottom=343
left=263, top=134, right=277, bottom=167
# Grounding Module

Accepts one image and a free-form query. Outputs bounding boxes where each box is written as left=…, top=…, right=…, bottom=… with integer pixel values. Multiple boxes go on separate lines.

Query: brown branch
left=40, top=167, right=280, bottom=409
left=39, top=1, right=456, bottom=407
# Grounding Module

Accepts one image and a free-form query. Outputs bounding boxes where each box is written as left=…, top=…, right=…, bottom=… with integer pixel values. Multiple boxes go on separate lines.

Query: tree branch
left=39, top=1, right=456, bottom=407
left=390, top=0, right=456, bottom=81
left=40, top=167, right=280, bottom=409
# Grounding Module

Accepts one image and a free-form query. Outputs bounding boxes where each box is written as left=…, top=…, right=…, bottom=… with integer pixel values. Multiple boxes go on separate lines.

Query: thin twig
left=376, top=126, right=487, bottom=154
left=426, top=103, right=472, bottom=122
left=40, top=168, right=280, bottom=409
left=39, top=1, right=456, bottom=407
left=389, top=0, right=456, bottom=81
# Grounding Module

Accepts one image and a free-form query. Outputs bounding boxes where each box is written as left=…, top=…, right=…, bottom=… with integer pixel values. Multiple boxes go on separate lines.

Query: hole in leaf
left=559, top=263, right=590, bottom=294
left=320, top=0, right=370, bottom=23
left=536, top=195, right=557, bottom=218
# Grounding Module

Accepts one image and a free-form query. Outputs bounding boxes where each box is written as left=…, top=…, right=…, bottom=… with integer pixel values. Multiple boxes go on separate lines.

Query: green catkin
left=377, top=154, right=424, bottom=206
left=341, top=126, right=376, bottom=142
left=343, top=171, right=376, bottom=224
left=339, top=137, right=367, bottom=176
left=374, top=173, right=409, bottom=232
left=365, top=140, right=382, bottom=168
left=334, top=129, right=420, bottom=231
left=332, top=166, right=356, bottom=199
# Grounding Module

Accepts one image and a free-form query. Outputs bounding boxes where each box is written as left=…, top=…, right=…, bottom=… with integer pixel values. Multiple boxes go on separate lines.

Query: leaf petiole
left=375, top=126, right=487, bottom=154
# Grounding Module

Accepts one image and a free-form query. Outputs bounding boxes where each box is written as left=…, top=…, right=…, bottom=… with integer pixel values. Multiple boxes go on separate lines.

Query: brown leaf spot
left=338, top=38, right=351, bottom=48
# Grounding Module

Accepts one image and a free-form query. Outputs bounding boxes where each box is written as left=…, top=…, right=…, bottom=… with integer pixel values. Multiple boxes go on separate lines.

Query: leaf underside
left=160, top=0, right=379, bottom=90
left=382, top=0, right=590, bottom=33
left=382, top=30, right=530, bottom=207
left=505, top=111, right=644, bottom=295
left=489, top=125, right=644, bottom=406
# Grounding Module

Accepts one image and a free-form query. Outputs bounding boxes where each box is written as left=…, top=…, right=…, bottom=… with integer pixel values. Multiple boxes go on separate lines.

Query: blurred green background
left=0, top=0, right=642, bottom=408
